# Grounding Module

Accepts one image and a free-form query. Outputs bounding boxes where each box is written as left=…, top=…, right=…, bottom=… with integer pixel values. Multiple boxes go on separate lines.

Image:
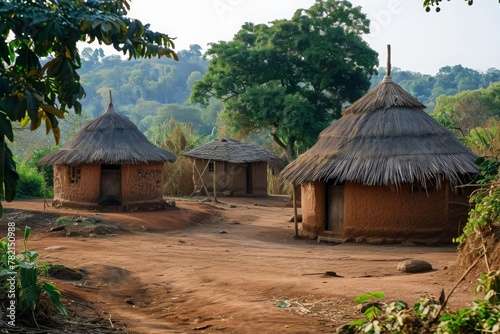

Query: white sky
left=119, top=0, right=500, bottom=75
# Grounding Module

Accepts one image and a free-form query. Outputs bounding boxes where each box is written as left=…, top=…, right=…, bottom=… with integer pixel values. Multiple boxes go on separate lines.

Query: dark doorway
left=246, top=164, right=253, bottom=194
left=100, top=164, right=121, bottom=205
left=326, top=184, right=344, bottom=233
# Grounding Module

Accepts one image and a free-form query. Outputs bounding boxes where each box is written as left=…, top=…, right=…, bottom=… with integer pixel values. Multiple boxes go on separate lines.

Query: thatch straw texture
left=342, top=76, right=426, bottom=115
left=281, top=76, right=479, bottom=187
left=39, top=103, right=176, bottom=165
left=182, top=139, right=278, bottom=163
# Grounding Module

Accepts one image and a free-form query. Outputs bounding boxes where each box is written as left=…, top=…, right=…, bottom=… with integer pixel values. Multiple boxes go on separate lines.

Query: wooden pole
left=212, top=160, right=218, bottom=203
left=386, top=44, right=391, bottom=76
left=43, top=168, right=46, bottom=211
left=293, top=184, right=298, bottom=238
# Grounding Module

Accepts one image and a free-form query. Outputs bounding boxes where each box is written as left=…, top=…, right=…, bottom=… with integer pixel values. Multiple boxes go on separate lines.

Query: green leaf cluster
left=432, top=82, right=500, bottom=136
left=0, top=226, right=67, bottom=320
left=191, top=0, right=378, bottom=159
left=456, top=181, right=500, bottom=244
left=347, top=270, right=500, bottom=333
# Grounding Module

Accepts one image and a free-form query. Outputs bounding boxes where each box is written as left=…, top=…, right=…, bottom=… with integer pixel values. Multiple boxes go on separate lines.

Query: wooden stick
left=293, top=184, right=298, bottom=237
left=387, top=44, right=391, bottom=76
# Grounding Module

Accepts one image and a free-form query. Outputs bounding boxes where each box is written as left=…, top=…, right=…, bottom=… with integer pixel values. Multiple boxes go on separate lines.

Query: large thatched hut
left=39, top=98, right=176, bottom=211
left=281, top=55, right=478, bottom=244
left=182, top=139, right=278, bottom=196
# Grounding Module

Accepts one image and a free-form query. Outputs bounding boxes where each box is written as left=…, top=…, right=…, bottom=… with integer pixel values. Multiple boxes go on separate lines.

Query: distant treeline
left=371, top=65, right=500, bottom=110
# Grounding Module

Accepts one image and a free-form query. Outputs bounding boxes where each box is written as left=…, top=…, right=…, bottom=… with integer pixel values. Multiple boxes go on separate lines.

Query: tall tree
left=191, top=0, right=378, bottom=160
left=0, top=0, right=177, bottom=212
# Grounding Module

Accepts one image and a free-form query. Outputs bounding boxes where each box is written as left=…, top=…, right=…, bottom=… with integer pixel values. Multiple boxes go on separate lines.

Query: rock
left=44, top=246, right=65, bottom=251
left=397, top=259, right=433, bottom=273
left=166, top=200, right=176, bottom=207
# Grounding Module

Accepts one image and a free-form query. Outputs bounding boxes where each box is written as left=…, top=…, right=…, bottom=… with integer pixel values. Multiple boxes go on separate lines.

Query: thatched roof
left=281, top=75, right=479, bottom=187
left=39, top=102, right=176, bottom=166
left=182, top=138, right=278, bottom=163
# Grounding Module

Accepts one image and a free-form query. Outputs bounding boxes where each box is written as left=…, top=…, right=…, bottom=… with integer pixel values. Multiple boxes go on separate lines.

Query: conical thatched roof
left=182, top=138, right=278, bottom=163
left=39, top=102, right=176, bottom=166
left=281, top=75, right=479, bottom=187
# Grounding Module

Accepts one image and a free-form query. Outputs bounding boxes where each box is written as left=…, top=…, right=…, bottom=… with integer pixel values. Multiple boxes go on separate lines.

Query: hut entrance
left=100, top=164, right=121, bottom=205
left=326, top=184, right=344, bottom=233
left=246, top=164, right=253, bottom=195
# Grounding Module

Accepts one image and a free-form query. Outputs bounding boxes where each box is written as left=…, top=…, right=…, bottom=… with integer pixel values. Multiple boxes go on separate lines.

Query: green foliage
left=79, top=48, right=208, bottom=118
left=191, top=0, right=378, bottom=159
left=432, top=82, right=500, bottom=136
left=0, top=0, right=177, bottom=215
left=456, top=181, right=500, bottom=244
left=354, top=292, right=385, bottom=304
left=0, top=226, right=67, bottom=319
left=15, top=159, right=54, bottom=199
left=437, top=270, right=500, bottom=334
left=348, top=270, right=500, bottom=333
left=372, top=66, right=500, bottom=110
left=453, top=120, right=500, bottom=245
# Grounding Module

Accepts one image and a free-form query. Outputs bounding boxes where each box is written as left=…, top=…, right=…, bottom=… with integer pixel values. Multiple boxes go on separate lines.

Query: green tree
left=191, top=0, right=378, bottom=159
left=0, top=0, right=177, bottom=213
left=432, top=82, right=500, bottom=135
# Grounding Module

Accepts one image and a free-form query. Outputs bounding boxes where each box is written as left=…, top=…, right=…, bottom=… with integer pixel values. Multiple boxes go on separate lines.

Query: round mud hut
left=39, top=98, right=176, bottom=211
left=281, top=54, right=479, bottom=244
left=182, top=139, right=278, bottom=197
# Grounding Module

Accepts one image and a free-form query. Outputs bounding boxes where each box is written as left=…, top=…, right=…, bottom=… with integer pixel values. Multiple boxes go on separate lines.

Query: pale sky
left=120, top=0, right=500, bottom=75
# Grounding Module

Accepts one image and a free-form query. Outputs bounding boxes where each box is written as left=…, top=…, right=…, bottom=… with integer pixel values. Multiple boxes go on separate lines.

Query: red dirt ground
left=1, top=197, right=483, bottom=333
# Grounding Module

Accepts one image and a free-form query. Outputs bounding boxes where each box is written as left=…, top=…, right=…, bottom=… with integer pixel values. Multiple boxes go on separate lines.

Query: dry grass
left=267, top=171, right=292, bottom=196
left=163, top=156, right=194, bottom=196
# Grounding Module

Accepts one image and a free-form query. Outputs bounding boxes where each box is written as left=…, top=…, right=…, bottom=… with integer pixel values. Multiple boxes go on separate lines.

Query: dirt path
left=2, top=197, right=478, bottom=333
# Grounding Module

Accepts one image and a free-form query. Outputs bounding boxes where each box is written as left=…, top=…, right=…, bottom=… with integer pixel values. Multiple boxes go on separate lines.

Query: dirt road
left=2, top=197, right=478, bottom=333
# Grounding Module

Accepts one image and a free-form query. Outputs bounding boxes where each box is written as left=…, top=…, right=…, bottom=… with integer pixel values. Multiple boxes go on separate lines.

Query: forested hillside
left=371, top=65, right=500, bottom=110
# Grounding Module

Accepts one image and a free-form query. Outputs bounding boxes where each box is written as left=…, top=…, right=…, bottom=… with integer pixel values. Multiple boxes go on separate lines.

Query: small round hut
left=39, top=97, right=176, bottom=211
left=182, top=139, right=278, bottom=197
left=281, top=48, right=479, bottom=244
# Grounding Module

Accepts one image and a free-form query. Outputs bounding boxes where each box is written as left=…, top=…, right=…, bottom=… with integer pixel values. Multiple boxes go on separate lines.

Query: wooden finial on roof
left=387, top=44, right=391, bottom=77
left=109, top=90, right=113, bottom=105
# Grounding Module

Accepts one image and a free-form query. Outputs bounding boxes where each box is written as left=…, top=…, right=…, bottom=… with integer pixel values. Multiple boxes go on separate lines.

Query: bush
left=16, top=161, right=52, bottom=199
left=345, top=270, right=500, bottom=334
left=0, top=226, right=67, bottom=324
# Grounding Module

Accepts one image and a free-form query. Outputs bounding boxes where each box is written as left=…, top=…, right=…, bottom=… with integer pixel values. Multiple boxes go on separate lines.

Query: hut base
left=51, top=199, right=171, bottom=212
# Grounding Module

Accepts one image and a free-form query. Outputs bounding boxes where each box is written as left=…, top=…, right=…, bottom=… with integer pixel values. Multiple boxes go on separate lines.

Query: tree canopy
left=0, top=0, right=177, bottom=211
left=191, top=0, right=378, bottom=160
left=432, top=82, right=500, bottom=136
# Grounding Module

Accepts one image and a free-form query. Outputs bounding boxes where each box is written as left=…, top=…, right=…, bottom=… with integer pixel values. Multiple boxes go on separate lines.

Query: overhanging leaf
left=25, top=90, right=39, bottom=124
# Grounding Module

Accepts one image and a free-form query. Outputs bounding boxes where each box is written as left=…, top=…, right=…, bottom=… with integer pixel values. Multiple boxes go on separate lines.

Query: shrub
left=16, top=161, right=52, bottom=199
left=0, top=226, right=67, bottom=324
left=345, top=270, right=500, bottom=334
